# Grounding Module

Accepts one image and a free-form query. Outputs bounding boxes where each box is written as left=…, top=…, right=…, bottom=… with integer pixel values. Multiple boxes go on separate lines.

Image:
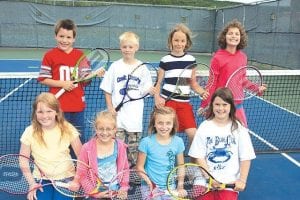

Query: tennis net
left=0, top=69, right=299, bottom=155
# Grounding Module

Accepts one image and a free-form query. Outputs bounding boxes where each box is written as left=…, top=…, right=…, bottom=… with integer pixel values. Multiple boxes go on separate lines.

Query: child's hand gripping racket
left=225, top=65, right=266, bottom=101
left=55, top=47, right=110, bottom=98
left=0, top=154, right=76, bottom=198
left=165, top=62, right=213, bottom=102
left=115, top=62, right=158, bottom=112
left=109, top=169, right=164, bottom=200
left=50, top=159, right=111, bottom=199
left=167, top=163, right=235, bottom=200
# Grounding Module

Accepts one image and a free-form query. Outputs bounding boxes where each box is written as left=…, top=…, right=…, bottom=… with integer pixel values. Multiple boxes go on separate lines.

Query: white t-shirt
left=100, top=59, right=152, bottom=132
left=188, top=120, right=256, bottom=184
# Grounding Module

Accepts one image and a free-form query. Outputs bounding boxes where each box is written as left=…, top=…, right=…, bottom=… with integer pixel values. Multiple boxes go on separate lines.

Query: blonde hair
left=94, top=110, right=117, bottom=129
left=119, top=31, right=140, bottom=46
left=31, top=92, right=74, bottom=146
left=148, top=106, right=178, bottom=136
left=167, top=23, right=193, bottom=51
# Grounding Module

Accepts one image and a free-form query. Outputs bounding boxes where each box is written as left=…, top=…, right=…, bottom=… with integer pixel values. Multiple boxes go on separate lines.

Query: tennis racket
left=109, top=169, right=164, bottom=200
left=115, top=62, right=158, bottom=112
left=51, top=159, right=109, bottom=198
left=167, top=163, right=235, bottom=200
left=55, top=47, right=110, bottom=98
left=165, top=62, right=214, bottom=102
left=225, top=66, right=264, bottom=101
left=0, top=154, right=73, bottom=195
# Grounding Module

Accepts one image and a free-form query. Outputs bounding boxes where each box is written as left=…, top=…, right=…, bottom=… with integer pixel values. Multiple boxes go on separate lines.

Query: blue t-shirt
left=97, top=141, right=119, bottom=190
left=138, top=134, right=185, bottom=189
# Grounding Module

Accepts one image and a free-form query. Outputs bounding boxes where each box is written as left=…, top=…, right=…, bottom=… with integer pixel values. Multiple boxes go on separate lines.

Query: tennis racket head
left=126, top=62, right=158, bottom=100
left=109, top=169, right=155, bottom=200
left=0, top=154, right=43, bottom=195
left=225, top=66, right=263, bottom=101
left=115, top=62, right=158, bottom=112
left=196, top=62, right=214, bottom=92
left=73, top=48, right=110, bottom=83
left=167, top=163, right=235, bottom=200
left=167, top=62, right=213, bottom=101
left=51, top=159, right=108, bottom=198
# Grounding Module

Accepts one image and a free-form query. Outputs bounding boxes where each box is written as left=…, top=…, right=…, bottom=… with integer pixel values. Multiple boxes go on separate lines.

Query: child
left=189, top=87, right=256, bottom=200
left=100, top=31, right=154, bottom=167
left=69, top=110, right=129, bottom=199
left=38, top=19, right=103, bottom=140
left=199, top=19, right=266, bottom=127
left=19, top=92, right=82, bottom=200
left=136, top=106, right=186, bottom=199
left=154, top=23, right=209, bottom=146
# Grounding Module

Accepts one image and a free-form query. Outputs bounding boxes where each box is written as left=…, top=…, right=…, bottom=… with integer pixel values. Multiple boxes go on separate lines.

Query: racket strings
left=0, top=155, right=38, bottom=194
left=168, top=165, right=214, bottom=199
left=110, top=170, right=153, bottom=200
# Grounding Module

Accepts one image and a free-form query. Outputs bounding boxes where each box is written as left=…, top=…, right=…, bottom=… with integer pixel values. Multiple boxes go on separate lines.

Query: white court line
left=0, top=78, right=33, bottom=103
left=249, top=130, right=300, bottom=167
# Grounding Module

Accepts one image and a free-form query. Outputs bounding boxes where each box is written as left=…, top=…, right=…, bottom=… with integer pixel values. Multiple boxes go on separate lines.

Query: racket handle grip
left=115, top=104, right=122, bottom=112
left=55, top=88, right=66, bottom=99
left=225, top=183, right=235, bottom=189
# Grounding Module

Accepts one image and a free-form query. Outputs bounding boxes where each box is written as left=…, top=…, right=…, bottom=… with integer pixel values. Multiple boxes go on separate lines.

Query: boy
left=100, top=31, right=154, bottom=167
left=38, top=19, right=88, bottom=140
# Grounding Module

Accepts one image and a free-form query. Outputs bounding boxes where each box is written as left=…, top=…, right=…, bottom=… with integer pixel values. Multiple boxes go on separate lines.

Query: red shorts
left=165, top=100, right=196, bottom=132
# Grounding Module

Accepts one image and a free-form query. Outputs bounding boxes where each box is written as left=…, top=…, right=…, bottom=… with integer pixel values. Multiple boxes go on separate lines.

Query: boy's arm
left=40, top=78, right=76, bottom=92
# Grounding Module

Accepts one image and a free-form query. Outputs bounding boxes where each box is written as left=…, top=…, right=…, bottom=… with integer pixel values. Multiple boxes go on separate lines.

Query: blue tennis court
left=0, top=59, right=299, bottom=200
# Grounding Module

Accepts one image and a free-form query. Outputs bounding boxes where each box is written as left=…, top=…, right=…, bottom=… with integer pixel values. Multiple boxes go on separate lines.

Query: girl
left=70, top=110, right=129, bottom=199
left=189, top=88, right=256, bottom=200
left=19, top=92, right=82, bottom=200
left=136, top=106, right=186, bottom=199
left=199, top=19, right=266, bottom=127
left=154, top=23, right=208, bottom=146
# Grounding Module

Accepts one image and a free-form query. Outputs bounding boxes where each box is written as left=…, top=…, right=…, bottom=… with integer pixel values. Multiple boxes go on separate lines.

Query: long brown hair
left=31, top=92, right=74, bottom=146
left=207, top=88, right=240, bottom=132
left=148, top=106, right=178, bottom=136
left=217, top=19, right=247, bottom=50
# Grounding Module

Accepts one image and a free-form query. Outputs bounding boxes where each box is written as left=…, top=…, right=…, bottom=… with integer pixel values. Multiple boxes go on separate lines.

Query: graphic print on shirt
left=206, top=135, right=236, bottom=168
left=98, top=159, right=118, bottom=190
left=118, top=74, right=141, bottom=97
left=166, top=149, right=176, bottom=171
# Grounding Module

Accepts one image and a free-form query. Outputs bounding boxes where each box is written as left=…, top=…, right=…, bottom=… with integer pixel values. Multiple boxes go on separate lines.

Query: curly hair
left=217, top=19, right=247, bottom=50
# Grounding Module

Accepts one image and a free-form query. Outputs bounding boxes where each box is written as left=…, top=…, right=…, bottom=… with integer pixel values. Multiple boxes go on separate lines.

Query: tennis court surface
left=0, top=59, right=299, bottom=199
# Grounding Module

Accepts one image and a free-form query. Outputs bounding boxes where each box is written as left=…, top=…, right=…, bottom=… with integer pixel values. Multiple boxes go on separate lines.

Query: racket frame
left=51, top=158, right=108, bottom=198
left=115, top=62, right=158, bottom=112
left=55, top=47, right=110, bottom=98
left=165, top=62, right=213, bottom=101
left=108, top=169, right=164, bottom=200
left=225, top=65, right=263, bottom=101
left=167, top=163, right=235, bottom=200
left=0, top=154, right=69, bottom=195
